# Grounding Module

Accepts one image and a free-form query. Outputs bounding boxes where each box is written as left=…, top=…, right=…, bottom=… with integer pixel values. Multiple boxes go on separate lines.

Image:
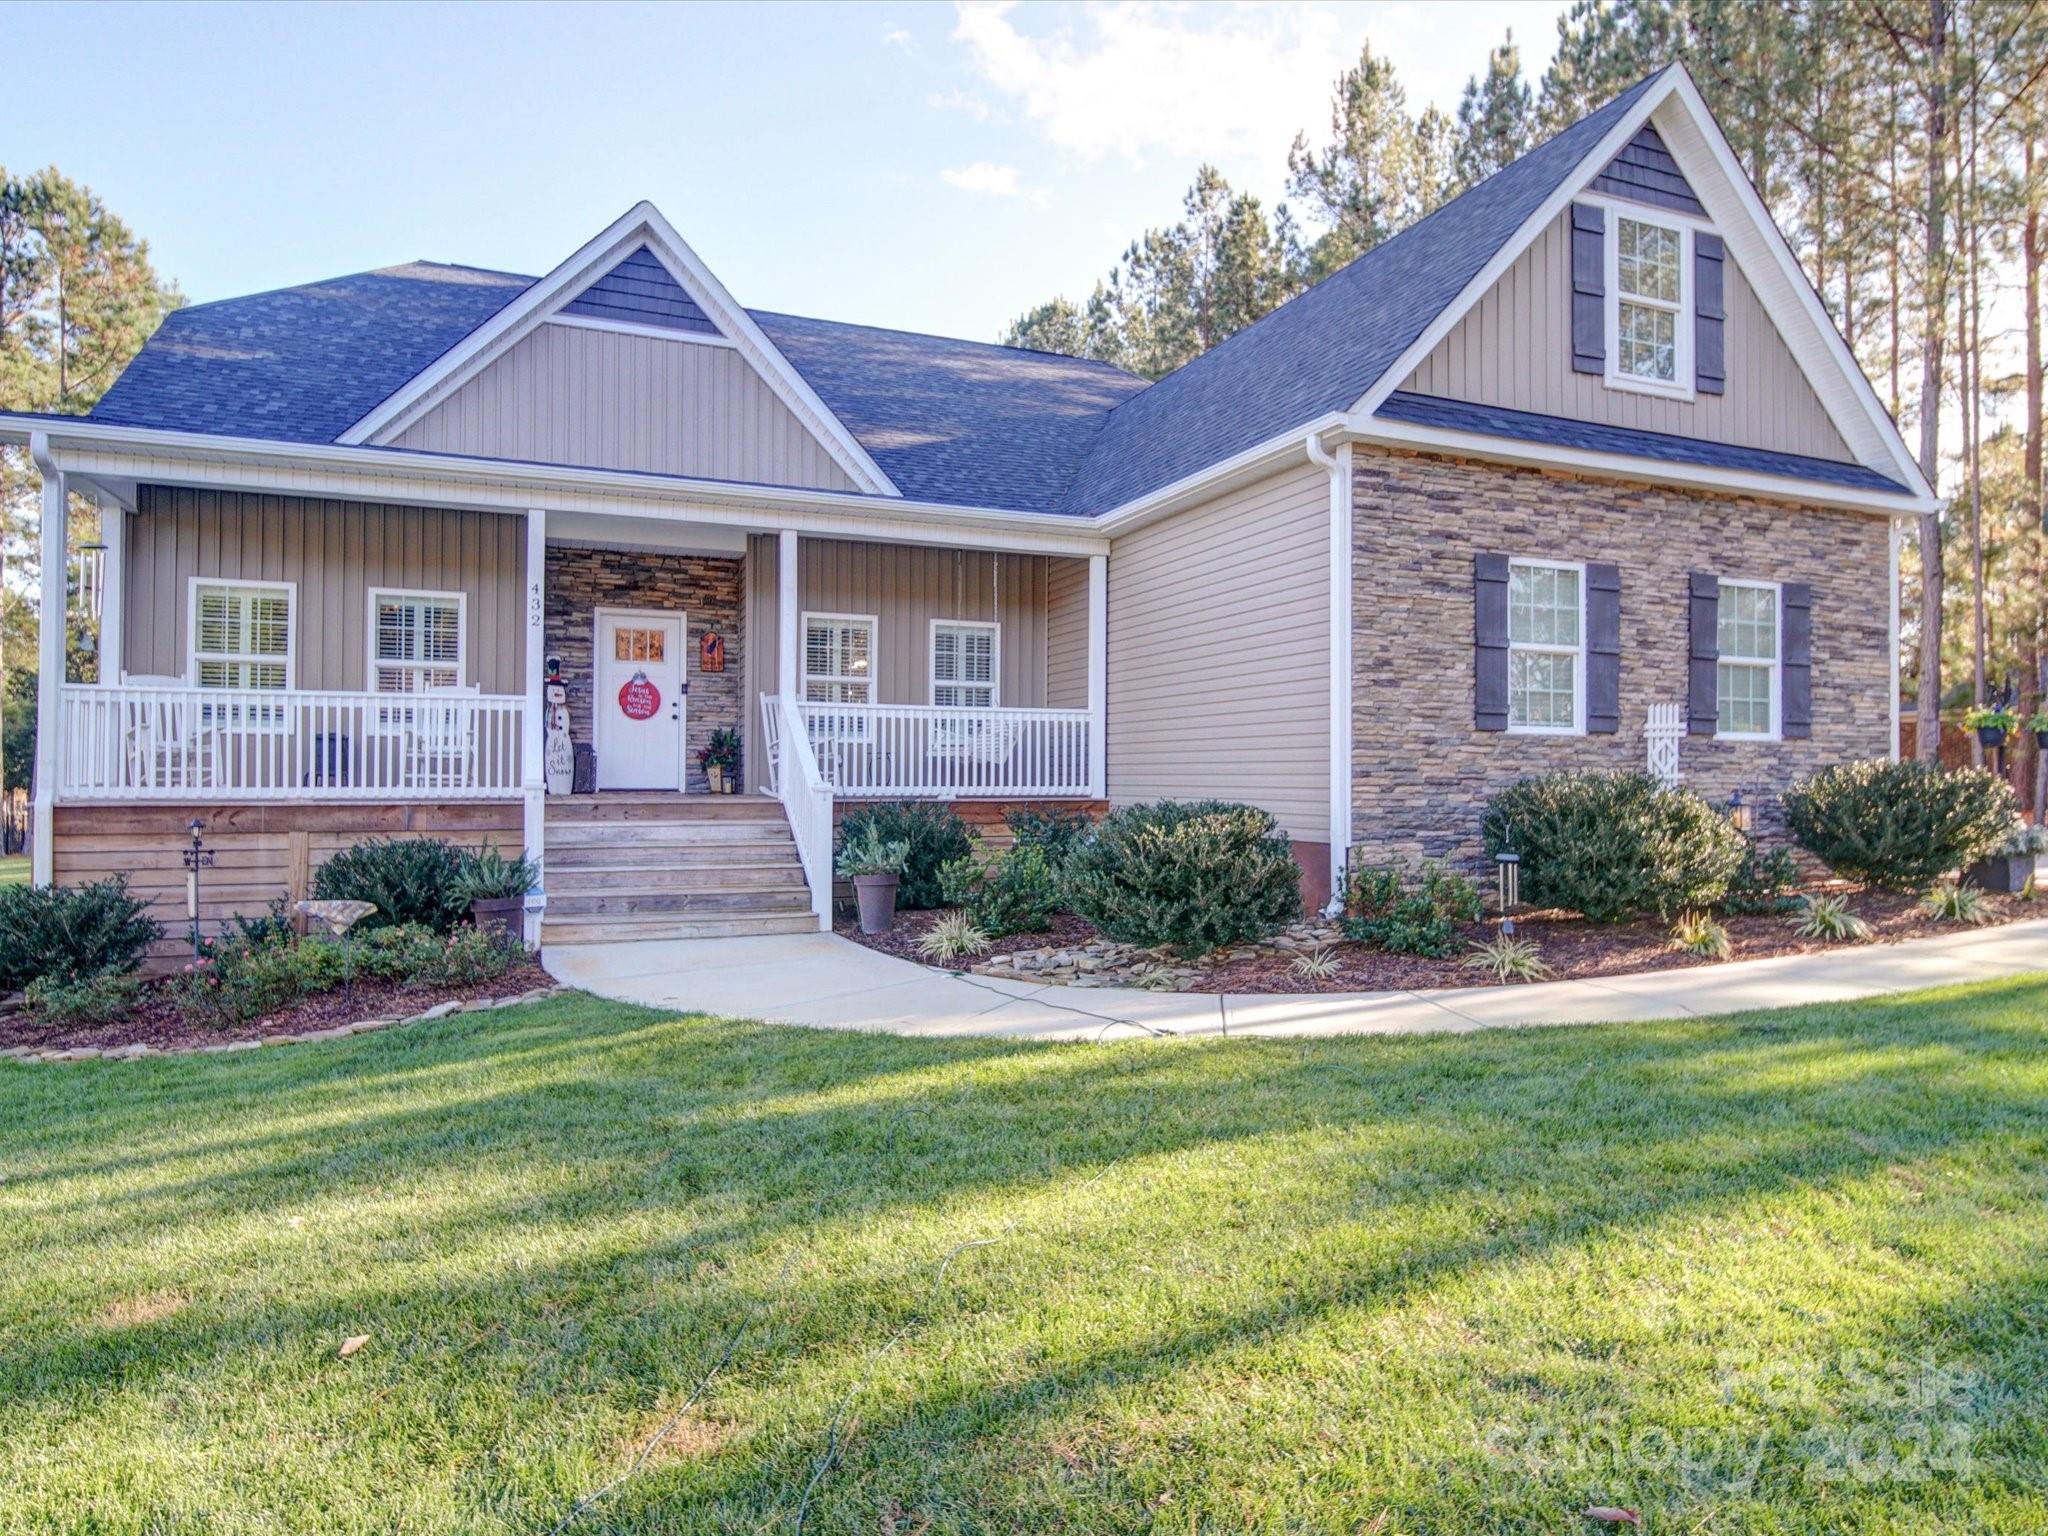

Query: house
left=0, top=65, right=1935, bottom=957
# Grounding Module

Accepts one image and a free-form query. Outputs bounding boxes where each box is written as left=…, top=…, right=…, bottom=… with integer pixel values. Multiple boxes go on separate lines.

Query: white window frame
left=928, top=619, right=1000, bottom=710
left=1715, top=577, right=1782, bottom=742
left=801, top=610, right=878, bottom=740
left=186, top=577, right=296, bottom=732
left=1595, top=195, right=1698, bottom=402
left=1505, top=557, right=1586, bottom=736
left=366, top=587, right=468, bottom=694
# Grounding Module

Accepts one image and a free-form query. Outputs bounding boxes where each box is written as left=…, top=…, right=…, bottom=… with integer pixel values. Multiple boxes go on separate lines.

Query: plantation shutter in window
left=1695, top=232, right=1726, bottom=395
left=1687, top=572, right=1720, bottom=736
left=193, top=583, right=290, bottom=690
left=932, top=622, right=996, bottom=708
left=1571, top=202, right=1606, bottom=375
left=373, top=592, right=462, bottom=693
left=1474, top=553, right=1510, bottom=731
left=1781, top=581, right=1812, bottom=739
left=1586, top=562, right=1621, bottom=734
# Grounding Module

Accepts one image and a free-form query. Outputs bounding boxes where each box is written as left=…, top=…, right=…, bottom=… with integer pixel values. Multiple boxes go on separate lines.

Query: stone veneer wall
left=1350, top=447, right=1892, bottom=871
left=544, top=545, right=744, bottom=794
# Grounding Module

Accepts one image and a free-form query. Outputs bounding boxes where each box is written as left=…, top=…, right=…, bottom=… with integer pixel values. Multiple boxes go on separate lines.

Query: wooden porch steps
left=538, top=793, right=817, bottom=945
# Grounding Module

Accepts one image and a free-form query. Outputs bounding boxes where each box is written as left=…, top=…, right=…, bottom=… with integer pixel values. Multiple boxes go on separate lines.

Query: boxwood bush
left=939, top=843, right=1063, bottom=938
left=837, top=801, right=972, bottom=910
left=1064, top=800, right=1300, bottom=956
left=1783, top=759, right=2018, bottom=890
left=0, top=876, right=163, bottom=991
left=311, top=837, right=471, bottom=933
left=1482, top=770, right=1746, bottom=923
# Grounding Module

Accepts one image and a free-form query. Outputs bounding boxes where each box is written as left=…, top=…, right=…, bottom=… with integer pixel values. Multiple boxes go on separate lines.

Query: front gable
left=344, top=204, right=897, bottom=496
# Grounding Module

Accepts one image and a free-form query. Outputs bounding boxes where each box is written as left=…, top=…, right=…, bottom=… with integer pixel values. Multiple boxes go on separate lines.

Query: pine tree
left=1286, top=42, right=1421, bottom=275
left=1454, top=31, right=1535, bottom=191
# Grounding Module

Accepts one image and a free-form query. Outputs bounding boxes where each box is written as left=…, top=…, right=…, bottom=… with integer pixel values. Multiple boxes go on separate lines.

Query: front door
left=595, top=609, right=686, bottom=790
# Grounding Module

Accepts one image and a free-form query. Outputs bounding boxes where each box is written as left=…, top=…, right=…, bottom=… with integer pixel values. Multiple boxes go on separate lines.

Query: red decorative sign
left=617, top=674, right=661, bottom=721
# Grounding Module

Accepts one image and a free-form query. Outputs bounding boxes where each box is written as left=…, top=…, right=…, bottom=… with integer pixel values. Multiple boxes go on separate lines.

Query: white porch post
left=98, top=500, right=125, bottom=685
left=522, top=508, right=547, bottom=942
left=30, top=434, right=64, bottom=886
left=1087, top=552, right=1107, bottom=801
left=777, top=529, right=799, bottom=703
left=1887, top=516, right=1902, bottom=762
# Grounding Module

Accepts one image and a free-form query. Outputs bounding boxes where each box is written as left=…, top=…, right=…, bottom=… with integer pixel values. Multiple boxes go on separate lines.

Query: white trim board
left=336, top=201, right=901, bottom=498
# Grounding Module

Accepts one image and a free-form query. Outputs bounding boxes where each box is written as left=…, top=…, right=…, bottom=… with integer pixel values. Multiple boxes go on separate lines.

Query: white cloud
left=939, top=160, right=1050, bottom=206
left=948, top=1, right=1569, bottom=198
left=881, top=26, right=914, bottom=50
left=927, top=86, right=992, bottom=121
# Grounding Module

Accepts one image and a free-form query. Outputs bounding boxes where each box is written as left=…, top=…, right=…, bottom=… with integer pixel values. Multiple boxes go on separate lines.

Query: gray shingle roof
left=1375, top=391, right=1908, bottom=494
left=84, top=69, right=1897, bottom=514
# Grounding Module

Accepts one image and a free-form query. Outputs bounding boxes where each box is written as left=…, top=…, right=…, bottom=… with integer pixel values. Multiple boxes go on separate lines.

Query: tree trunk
left=2026, top=125, right=2043, bottom=524
left=1915, top=0, right=1950, bottom=764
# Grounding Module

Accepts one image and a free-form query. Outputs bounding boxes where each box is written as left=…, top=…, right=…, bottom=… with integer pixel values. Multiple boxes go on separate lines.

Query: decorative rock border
left=0, top=986, right=568, bottom=1065
left=969, top=920, right=1343, bottom=991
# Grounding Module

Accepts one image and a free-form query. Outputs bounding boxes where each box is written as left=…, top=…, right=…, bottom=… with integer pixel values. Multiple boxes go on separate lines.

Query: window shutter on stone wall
left=1571, top=203, right=1606, bottom=375
left=1687, top=572, right=1720, bottom=736
left=1586, top=562, right=1621, bottom=733
left=1695, top=232, right=1726, bottom=395
left=1474, top=552, right=1510, bottom=731
left=1781, top=581, right=1812, bottom=739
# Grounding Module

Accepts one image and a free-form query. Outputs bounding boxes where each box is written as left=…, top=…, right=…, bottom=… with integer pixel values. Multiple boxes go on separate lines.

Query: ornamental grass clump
left=1790, top=892, right=1872, bottom=943
left=1482, top=771, right=1746, bottom=923
left=1783, top=759, right=2017, bottom=890
left=1669, top=911, right=1733, bottom=960
left=1064, top=800, right=1300, bottom=957
left=1919, top=882, right=1991, bottom=926
left=1461, top=932, right=1553, bottom=983
left=914, top=912, right=992, bottom=965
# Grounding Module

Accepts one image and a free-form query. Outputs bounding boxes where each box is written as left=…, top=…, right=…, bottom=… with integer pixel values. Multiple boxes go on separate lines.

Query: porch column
left=1087, top=552, right=1107, bottom=801
left=29, top=433, right=64, bottom=886
left=776, top=529, right=799, bottom=702
left=1887, top=517, right=1901, bottom=762
left=98, top=499, right=125, bottom=685
left=522, top=508, right=547, bottom=942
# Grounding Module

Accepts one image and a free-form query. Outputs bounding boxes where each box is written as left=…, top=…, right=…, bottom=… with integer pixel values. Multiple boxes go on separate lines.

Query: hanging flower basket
left=1965, top=707, right=2017, bottom=750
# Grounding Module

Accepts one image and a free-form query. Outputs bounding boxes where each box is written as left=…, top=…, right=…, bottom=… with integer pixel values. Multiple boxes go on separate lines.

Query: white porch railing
left=792, top=700, right=1093, bottom=799
left=55, top=683, right=527, bottom=800
left=761, top=694, right=834, bottom=930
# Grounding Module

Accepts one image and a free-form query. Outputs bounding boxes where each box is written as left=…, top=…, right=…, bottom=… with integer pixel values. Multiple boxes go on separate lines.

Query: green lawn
left=0, top=855, right=28, bottom=887
left=2, top=984, right=2045, bottom=1534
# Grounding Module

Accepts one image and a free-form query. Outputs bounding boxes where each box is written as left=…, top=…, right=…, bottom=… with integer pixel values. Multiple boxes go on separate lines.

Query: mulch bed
left=844, top=888, right=2035, bottom=993
left=0, top=962, right=556, bottom=1055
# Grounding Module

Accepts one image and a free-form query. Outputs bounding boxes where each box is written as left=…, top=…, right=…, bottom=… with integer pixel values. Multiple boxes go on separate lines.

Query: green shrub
left=25, top=971, right=143, bottom=1028
left=357, top=923, right=526, bottom=987
left=175, top=931, right=347, bottom=1028
left=311, top=837, right=471, bottom=933
left=1720, top=838, right=1800, bottom=916
left=1003, top=806, right=1095, bottom=876
left=452, top=843, right=537, bottom=904
left=1783, top=760, right=2019, bottom=890
left=1482, top=771, right=1746, bottom=923
left=1064, top=800, right=1300, bottom=956
left=837, top=802, right=973, bottom=909
left=944, top=843, right=1062, bottom=938
left=225, top=897, right=296, bottom=948
left=1342, top=861, right=1483, bottom=957
left=0, top=876, right=163, bottom=991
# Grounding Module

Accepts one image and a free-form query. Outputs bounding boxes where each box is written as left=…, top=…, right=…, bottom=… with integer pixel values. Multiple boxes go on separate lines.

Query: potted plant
left=1963, top=821, right=2048, bottom=895
left=454, top=843, right=538, bottom=941
left=698, top=728, right=742, bottom=794
left=1965, top=705, right=2018, bottom=749
left=835, top=828, right=909, bottom=934
left=2030, top=709, right=2048, bottom=751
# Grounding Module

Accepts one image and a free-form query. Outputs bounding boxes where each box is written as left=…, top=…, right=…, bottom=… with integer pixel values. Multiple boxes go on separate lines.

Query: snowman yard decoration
left=543, top=656, right=574, bottom=796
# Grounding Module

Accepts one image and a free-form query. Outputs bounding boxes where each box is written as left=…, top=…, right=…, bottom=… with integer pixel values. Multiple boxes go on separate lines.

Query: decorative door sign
left=618, top=670, right=661, bottom=721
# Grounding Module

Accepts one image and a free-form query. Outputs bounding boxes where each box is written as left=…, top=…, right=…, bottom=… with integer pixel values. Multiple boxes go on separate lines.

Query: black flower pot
left=1977, top=725, right=2008, bottom=749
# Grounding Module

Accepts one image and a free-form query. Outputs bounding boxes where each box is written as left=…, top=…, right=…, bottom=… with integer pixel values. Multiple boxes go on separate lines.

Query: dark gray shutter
left=1695, top=232, right=1726, bottom=395
left=1688, top=572, right=1720, bottom=736
left=1586, top=562, right=1621, bottom=733
left=1571, top=203, right=1606, bottom=375
left=1781, top=581, right=1812, bottom=739
left=1475, top=553, right=1510, bottom=731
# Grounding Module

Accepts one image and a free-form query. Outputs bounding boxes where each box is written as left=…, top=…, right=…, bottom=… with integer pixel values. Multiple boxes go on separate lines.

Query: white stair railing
left=763, top=694, right=834, bottom=931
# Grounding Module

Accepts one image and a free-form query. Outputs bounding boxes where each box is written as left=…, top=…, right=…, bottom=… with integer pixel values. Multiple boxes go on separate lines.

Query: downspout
left=1305, top=430, right=1353, bottom=913
left=28, top=432, right=63, bottom=886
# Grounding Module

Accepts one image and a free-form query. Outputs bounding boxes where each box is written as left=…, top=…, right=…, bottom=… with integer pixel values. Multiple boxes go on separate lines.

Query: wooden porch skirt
left=52, top=801, right=523, bottom=970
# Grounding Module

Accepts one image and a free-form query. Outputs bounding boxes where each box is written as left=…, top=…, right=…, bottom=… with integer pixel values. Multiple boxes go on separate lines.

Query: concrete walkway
left=543, top=917, right=2048, bottom=1042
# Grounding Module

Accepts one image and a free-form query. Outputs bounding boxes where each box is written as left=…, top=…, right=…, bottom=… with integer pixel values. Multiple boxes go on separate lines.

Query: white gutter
left=1304, top=430, right=1353, bottom=908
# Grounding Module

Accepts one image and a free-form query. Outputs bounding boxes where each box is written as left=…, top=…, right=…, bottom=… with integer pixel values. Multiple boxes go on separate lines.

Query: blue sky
left=4, top=1, right=1569, bottom=344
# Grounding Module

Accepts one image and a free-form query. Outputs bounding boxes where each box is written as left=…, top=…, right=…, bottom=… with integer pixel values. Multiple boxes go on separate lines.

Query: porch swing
left=928, top=551, right=1019, bottom=778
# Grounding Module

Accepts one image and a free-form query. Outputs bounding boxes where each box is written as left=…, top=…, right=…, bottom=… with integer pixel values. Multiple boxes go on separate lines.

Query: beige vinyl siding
left=1401, top=207, right=1853, bottom=463
left=1106, top=463, right=1329, bottom=842
left=1044, top=555, right=1089, bottom=709
left=122, top=487, right=527, bottom=693
left=391, top=321, right=859, bottom=492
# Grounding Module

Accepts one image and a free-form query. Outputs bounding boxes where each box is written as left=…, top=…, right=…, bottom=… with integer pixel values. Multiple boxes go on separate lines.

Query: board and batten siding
left=1105, top=462, right=1330, bottom=844
left=1400, top=207, right=1853, bottom=463
left=122, top=487, right=527, bottom=693
left=389, top=321, right=859, bottom=492
left=744, top=536, right=1084, bottom=792
left=1044, top=555, right=1089, bottom=709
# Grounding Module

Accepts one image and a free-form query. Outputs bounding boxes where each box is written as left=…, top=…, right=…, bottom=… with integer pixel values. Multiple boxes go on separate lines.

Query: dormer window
left=1608, top=213, right=1692, bottom=397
